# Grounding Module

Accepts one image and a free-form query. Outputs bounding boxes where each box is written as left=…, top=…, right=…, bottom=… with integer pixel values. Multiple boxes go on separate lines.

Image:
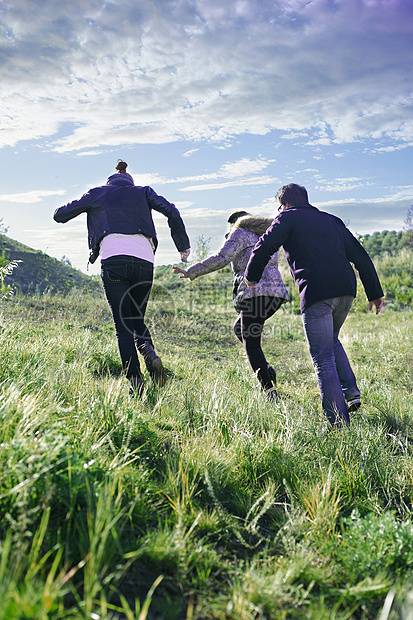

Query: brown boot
left=139, top=343, right=166, bottom=387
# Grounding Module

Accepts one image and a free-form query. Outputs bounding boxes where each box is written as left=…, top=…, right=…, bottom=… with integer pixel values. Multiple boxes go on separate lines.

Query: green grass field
left=1, top=258, right=413, bottom=619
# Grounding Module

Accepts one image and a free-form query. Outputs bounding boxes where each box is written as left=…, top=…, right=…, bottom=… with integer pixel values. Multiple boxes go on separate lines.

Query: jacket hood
left=232, top=215, right=273, bottom=237
left=106, top=173, right=135, bottom=186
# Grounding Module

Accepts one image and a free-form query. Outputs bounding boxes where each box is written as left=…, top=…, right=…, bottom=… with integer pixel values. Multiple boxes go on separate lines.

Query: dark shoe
left=268, top=365, right=277, bottom=387
left=129, top=375, right=144, bottom=398
left=139, top=343, right=166, bottom=387
left=347, top=397, right=361, bottom=412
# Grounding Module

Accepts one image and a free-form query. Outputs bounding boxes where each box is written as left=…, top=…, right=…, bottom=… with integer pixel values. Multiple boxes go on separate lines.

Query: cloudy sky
left=1, top=0, right=412, bottom=274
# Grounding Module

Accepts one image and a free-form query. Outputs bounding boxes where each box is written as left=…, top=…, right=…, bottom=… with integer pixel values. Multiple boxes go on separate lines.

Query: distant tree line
left=359, top=230, right=408, bottom=258
left=358, top=205, right=413, bottom=259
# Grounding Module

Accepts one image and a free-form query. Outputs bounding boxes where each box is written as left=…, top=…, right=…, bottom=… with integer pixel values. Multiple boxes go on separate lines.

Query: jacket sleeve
left=53, top=191, right=93, bottom=223
left=343, top=228, right=384, bottom=300
left=245, top=217, right=285, bottom=283
left=186, top=229, right=246, bottom=280
left=146, top=187, right=190, bottom=252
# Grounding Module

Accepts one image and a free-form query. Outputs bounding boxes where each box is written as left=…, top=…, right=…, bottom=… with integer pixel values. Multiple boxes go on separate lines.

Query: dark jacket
left=53, top=174, right=190, bottom=264
left=245, top=204, right=383, bottom=313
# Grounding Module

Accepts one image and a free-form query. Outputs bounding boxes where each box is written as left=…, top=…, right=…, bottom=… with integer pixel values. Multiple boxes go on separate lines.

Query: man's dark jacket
left=53, top=174, right=190, bottom=264
left=245, top=204, right=383, bottom=313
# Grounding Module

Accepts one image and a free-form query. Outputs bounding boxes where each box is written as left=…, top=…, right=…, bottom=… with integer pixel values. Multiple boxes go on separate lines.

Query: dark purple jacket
left=245, top=204, right=383, bottom=313
left=54, top=174, right=190, bottom=264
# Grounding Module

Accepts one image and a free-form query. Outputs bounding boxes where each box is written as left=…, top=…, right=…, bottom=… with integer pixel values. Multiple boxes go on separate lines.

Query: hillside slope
left=0, top=233, right=101, bottom=294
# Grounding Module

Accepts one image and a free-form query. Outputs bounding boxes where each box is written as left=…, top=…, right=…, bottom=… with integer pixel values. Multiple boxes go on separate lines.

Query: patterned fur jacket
left=186, top=215, right=290, bottom=311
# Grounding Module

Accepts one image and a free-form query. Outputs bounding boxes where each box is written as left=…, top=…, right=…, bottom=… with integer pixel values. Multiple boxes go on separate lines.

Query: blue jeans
left=302, top=295, right=359, bottom=427
left=101, top=256, right=154, bottom=378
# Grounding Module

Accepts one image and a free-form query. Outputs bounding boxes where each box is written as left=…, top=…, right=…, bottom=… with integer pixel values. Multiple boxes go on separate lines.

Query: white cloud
left=171, top=201, right=193, bottom=210
left=281, top=131, right=309, bottom=140
left=314, top=178, right=370, bottom=193
left=131, top=157, right=277, bottom=188
left=319, top=185, right=413, bottom=205
left=369, top=141, right=413, bottom=153
left=130, top=172, right=170, bottom=186
left=76, top=150, right=106, bottom=157
left=219, top=157, right=274, bottom=178
left=0, top=189, right=66, bottom=203
left=0, top=0, right=412, bottom=151
left=180, top=176, right=278, bottom=191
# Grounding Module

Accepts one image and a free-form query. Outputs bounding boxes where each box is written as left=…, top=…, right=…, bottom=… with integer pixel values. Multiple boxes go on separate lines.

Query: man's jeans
left=101, top=256, right=154, bottom=378
left=302, top=295, right=359, bottom=426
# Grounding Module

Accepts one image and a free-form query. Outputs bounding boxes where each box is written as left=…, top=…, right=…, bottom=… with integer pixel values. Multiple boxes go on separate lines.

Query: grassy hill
left=2, top=264, right=413, bottom=618
left=0, top=233, right=101, bottom=295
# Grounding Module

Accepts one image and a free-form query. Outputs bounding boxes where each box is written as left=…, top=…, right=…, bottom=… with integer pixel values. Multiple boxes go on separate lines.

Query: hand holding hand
left=173, top=265, right=189, bottom=279
left=244, top=277, right=256, bottom=289
left=180, top=249, right=190, bottom=263
left=369, top=297, right=384, bottom=314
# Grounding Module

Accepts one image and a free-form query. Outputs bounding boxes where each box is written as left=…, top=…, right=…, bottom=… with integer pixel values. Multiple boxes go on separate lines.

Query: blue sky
left=0, top=0, right=412, bottom=275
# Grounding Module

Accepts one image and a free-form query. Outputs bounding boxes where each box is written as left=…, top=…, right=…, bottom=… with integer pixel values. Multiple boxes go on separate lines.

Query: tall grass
left=1, top=263, right=413, bottom=618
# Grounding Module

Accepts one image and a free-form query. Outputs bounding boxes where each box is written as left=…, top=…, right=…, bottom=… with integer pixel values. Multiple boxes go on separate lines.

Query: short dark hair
left=276, top=183, right=309, bottom=206
left=227, top=210, right=250, bottom=224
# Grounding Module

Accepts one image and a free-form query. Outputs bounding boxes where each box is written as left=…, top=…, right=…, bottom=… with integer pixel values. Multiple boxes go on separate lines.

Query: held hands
left=244, top=277, right=256, bottom=289
left=180, top=249, right=190, bottom=263
left=369, top=297, right=384, bottom=314
left=173, top=265, right=189, bottom=279
left=173, top=249, right=191, bottom=278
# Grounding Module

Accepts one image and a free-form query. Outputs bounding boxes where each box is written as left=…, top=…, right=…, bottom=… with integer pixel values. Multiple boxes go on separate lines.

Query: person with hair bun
left=115, top=160, right=134, bottom=182
left=173, top=211, right=289, bottom=400
left=54, top=160, right=191, bottom=396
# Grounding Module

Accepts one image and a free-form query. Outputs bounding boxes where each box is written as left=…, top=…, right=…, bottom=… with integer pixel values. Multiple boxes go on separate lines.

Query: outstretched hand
left=369, top=297, right=384, bottom=314
left=244, top=277, right=256, bottom=289
left=172, top=265, right=189, bottom=279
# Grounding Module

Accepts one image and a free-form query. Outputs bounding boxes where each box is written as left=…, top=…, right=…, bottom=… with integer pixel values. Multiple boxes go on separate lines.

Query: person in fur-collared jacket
left=173, top=211, right=289, bottom=400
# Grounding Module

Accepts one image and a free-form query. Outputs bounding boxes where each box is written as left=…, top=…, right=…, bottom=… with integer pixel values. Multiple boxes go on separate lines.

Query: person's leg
left=234, top=310, right=276, bottom=393
left=233, top=314, right=243, bottom=343
left=332, top=296, right=360, bottom=409
left=126, top=258, right=166, bottom=385
left=237, top=296, right=282, bottom=394
left=101, top=257, right=142, bottom=380
left=123, top=258, right=154, bottom=349
left=302, top=298, right=350, bottom=427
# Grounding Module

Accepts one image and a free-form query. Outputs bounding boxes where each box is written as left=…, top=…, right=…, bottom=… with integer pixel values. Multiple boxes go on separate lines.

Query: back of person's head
left=276, top=183, right=309, bottom=207
left=114, top=159, right=134, bottom=183
left=227, top=210, right=250, bottom=224
left=115, top=160, right=128, bottom=173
